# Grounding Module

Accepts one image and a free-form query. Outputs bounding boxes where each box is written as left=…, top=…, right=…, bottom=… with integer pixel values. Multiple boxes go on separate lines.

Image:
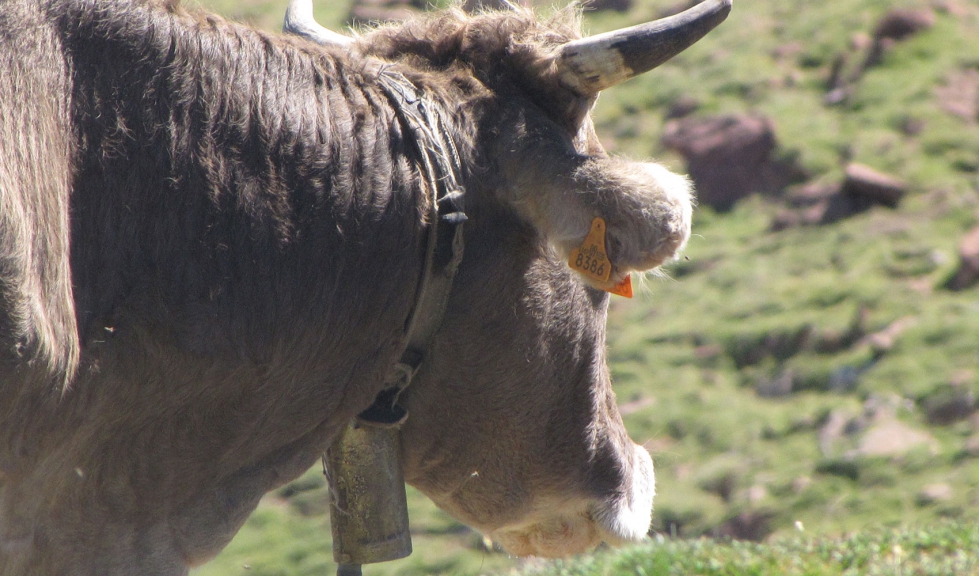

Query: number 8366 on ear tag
left=568, top=217, right=633, bottom=298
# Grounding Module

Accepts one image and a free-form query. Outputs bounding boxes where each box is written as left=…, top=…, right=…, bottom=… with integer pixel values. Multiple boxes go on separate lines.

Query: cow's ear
left=494, top=116, right=692, bottom=289
left=531, top=155, right=693, bottom=289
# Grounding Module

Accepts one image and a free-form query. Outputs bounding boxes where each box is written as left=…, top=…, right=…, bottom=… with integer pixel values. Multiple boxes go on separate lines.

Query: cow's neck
left=57, top=0, right=434, bottom=354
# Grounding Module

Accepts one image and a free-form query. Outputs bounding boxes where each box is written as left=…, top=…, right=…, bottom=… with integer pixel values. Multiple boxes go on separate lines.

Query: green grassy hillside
left=188, top=0, right=979, bottom=574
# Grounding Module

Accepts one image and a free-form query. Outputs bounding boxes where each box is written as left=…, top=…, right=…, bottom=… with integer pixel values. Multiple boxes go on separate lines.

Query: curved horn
left=557, top=0, right=732, bottom=95
left=283, top=0, right=353, bottom=48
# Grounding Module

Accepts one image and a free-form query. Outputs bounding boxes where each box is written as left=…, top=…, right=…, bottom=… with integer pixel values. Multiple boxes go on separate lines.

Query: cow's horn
left=283, top=0, right=353, bottom=48
left=556, top=0, right=732, bottom=95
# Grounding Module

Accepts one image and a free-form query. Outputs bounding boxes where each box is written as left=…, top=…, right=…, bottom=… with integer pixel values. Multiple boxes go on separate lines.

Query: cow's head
left=286, top=0, right=729, bottom=557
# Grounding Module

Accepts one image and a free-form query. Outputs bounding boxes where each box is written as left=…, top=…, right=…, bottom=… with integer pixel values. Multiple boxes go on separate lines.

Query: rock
left=945, top=225, right=979, bottom=291
left=923, top=388, right=976, bottom=425
left=842, top=163, right=906, bottom=208
left=856, top=418, right=937, bottom=458
left=873, top=8, right=935, bottom=42
left=917, top=482, right=953, bottom=505
left=714, top=510, right=776, bottom=541
left=661, top=115, right=805, bottom=211
left=773, top=166, right=905, bottom=230
left=823, top=192, right=869, bottom=224
left=773, top=187, right=848, bottom=228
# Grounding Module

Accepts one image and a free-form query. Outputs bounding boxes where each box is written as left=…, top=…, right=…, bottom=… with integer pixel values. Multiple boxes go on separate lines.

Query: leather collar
left=357, top=69, right=467, bottom=426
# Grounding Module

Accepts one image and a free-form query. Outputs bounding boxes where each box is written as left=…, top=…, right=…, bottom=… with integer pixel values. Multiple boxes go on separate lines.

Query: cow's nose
left=592, top=443, right=655, bottom=544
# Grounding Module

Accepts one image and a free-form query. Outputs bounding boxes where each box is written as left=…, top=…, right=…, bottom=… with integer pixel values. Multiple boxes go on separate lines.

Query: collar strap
left=357, top=70, right=467, bottom=426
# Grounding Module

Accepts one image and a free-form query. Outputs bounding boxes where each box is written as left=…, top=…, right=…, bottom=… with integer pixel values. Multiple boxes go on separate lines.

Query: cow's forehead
left=359, top=10, right=580, bottom=96
left=360, top=7, right=582, bottom=62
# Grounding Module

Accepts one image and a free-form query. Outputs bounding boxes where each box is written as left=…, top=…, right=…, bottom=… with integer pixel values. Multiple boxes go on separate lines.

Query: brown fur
left=0, top=0, right=692, bottom=572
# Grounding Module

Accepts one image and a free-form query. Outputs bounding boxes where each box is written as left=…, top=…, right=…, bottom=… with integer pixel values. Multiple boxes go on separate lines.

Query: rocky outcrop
left=842, top=163, right=905, bottom=207
left=773, top=164, right=906, bottom=229
left=661, top=114, right=806, bottom=211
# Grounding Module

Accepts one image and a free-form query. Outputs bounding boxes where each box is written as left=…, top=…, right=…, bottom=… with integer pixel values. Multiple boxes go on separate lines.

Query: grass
left=518, top=522, right=979, bottom=576
left=190, top=0, right=979, bottom=573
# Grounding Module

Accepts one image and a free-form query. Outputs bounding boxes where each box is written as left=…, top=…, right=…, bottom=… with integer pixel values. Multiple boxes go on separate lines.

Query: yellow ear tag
left=568, top=217, right=633, bottom=298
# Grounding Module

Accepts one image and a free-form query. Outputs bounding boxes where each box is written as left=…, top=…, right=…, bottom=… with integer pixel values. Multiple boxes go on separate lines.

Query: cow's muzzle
left=487, top=443, right=655, bottom=557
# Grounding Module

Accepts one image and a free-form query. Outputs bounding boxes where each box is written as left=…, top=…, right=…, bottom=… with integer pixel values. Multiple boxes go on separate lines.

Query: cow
left=0, top=0, right=729, bottom=573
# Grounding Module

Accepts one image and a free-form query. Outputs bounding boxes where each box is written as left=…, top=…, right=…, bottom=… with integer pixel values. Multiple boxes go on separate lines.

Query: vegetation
left=189, top=0, right=979, bottom=573
left=520, top=522, right=979, bottom=576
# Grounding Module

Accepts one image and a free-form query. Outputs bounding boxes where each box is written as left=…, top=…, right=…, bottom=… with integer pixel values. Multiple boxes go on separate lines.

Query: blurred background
left=188, top=0, right=979, bottom=573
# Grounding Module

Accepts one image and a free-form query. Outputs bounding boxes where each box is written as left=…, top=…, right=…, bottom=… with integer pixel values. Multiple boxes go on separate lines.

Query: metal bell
left=325, top=416, right=412, bottom=568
